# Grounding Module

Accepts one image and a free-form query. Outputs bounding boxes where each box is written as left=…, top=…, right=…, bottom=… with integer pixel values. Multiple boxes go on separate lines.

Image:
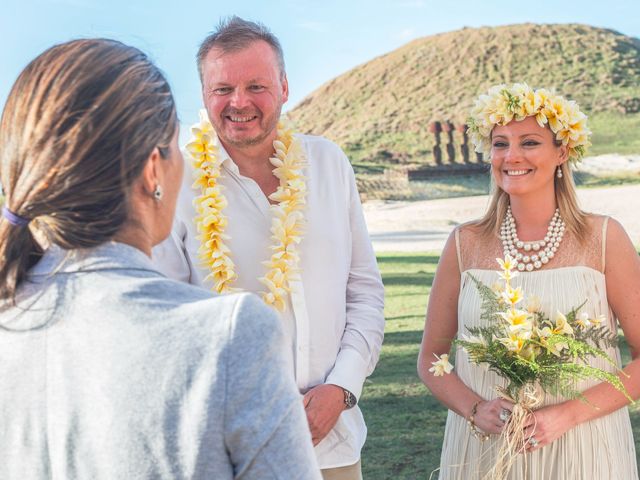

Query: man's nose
left=229, top=89, right=250, bottom=109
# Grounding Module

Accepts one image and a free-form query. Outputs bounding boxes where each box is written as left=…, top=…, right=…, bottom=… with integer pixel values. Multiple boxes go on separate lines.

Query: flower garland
left=186, top=110, right=307, bottom=311
left=467, top=83, right=592, bottom=163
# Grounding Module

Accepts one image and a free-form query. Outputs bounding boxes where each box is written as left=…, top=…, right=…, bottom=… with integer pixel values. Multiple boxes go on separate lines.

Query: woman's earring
left=556, top=166, right=563, bottom=179
left=154, top=185, right=163, bottom=200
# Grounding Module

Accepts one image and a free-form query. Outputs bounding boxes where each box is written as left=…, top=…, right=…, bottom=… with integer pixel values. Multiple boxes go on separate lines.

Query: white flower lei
left=186, top=110, right=307, bottom=311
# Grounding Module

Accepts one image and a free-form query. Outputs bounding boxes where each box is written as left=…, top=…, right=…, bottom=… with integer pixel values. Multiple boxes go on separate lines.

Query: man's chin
left=221, top=133, right=269, bottom=149
left=218, top=125, right=276, bottom=148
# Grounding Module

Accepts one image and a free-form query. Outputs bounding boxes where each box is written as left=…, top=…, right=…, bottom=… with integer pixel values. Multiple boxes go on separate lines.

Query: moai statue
left=442, top=121, right=456, bottom=164
left=456, top=123, right=471, bottom=163
left=428, top=121, right=443, bottom=165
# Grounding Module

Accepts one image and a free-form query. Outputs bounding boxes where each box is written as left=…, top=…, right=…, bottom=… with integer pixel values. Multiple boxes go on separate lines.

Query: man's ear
left=140, top=147, right=162, bottom=197
left=281, top=73, right=289, bottom=104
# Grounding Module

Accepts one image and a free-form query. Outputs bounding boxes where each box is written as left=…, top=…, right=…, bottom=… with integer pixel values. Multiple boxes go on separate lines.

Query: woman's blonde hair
left=0, top=39, right=177, bottom=301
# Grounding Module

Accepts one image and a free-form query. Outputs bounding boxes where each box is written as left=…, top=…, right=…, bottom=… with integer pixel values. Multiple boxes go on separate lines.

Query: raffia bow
left=483, top=383, right=544, bottom=480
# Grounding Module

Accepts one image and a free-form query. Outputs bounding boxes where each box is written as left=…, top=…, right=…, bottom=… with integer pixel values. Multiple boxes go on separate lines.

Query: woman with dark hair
left=0, top=39, right=319, bottom=479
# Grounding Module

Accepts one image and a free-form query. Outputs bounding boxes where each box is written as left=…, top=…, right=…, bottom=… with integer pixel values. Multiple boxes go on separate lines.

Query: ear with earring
left=556, top=166, right=563, bottom=179
left=153, top=185, right=163, bottom=200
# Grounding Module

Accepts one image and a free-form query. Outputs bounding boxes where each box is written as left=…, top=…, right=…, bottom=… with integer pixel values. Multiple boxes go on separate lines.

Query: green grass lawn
left=360, top=251, right=640, bottom=479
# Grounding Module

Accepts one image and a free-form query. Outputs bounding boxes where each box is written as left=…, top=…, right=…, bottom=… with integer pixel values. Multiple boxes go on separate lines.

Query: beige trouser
left=321, top=460, right=363, bottom=480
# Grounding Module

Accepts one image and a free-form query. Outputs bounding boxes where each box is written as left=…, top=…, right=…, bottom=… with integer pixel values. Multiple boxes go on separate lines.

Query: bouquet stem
left=484, top=384, right=543, bottom=480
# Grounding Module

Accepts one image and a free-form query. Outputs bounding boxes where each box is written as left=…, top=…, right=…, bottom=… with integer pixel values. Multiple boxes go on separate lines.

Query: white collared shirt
left=152, top=134, right=385, bottom=469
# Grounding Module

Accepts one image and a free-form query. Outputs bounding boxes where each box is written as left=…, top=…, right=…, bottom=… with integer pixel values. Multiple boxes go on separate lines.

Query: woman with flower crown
left=418, top=83, right=640, bottom=479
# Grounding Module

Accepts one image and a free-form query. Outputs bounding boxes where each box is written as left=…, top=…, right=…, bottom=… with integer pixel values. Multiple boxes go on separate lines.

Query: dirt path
left=364, top=184, right=640, bottom=252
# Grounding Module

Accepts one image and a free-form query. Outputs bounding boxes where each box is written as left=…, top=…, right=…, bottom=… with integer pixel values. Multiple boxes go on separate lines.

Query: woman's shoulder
left=455, top=219, right=490, bottom=244
left=124, top=279, right=280, bottom=352
left=583, top=213, right=608, bottom=231
left=146, top=278, right=263, bottom=321
left=590, top=213, right=635, bottom=254
left=158, top=286, right=279, bottom=336
left=581, top=213, right=629, bottom=242
left=457, top=219, right=485, bottom=233
left=443, top=220, right=498, bottom=273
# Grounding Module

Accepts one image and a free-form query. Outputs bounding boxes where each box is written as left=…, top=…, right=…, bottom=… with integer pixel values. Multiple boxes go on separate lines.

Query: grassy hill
left=288, top=23, right=640, bottom=169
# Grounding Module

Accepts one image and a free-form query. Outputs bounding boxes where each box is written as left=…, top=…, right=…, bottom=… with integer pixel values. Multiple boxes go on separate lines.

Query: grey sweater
left=0, top=242, right=320, bottom=479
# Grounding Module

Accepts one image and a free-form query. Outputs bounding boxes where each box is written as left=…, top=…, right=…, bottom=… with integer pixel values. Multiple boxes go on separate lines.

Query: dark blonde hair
left=0, top=39, right=177, bottom=300
left=196, top=16, right=285, bottom=81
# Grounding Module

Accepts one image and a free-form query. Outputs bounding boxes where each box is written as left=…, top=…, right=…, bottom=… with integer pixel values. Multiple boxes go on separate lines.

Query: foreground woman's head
left=0, top=39, right=179, bottom=300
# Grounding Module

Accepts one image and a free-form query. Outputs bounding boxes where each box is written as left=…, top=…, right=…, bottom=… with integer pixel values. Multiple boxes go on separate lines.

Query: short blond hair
left=196, top=16, right=285, bottom=81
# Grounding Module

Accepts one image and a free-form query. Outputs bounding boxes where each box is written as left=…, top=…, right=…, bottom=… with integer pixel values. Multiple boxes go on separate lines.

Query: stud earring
left=556, top=166, right=563, bottom=179
left=154, top=185, right=163, bottom=200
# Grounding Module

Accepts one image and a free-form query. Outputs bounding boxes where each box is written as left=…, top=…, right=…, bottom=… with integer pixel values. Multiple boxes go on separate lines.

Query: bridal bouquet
left=431, top=255, right=631, bottom=479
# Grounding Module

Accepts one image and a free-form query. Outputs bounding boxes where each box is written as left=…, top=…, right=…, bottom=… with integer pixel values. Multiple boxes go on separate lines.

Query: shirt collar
left=216, top=138, right=240, bottom=175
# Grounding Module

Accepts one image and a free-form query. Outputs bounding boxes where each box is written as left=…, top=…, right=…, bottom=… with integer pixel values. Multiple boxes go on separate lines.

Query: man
left=153, top=17, right=384, bottom=479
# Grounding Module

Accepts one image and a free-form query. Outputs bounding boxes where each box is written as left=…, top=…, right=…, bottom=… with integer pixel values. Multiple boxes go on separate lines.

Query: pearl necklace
left=500, top=206, right=565, bottom=272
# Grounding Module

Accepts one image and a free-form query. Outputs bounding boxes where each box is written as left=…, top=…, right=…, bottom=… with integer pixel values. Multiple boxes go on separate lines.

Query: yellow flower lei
left=186, top=110, right=307, bottom=311
left=467, top=83, right=592, bottom=163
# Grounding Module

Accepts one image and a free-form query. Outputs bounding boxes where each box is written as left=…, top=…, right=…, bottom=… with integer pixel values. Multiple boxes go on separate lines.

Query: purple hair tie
left=1, top=205, right=30, bottom=227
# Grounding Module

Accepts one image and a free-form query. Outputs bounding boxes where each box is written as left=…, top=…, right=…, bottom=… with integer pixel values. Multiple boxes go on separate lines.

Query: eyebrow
left=210, top=77, right=270, bottom=86
left=492, top=133, right=545, bottom=140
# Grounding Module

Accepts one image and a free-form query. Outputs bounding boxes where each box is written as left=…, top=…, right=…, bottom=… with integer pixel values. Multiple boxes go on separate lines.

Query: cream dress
left=438, top=216, right=638, bottom=479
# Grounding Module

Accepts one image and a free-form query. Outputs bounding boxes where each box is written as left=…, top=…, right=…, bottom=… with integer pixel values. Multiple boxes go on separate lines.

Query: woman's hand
left=522, top=403, right=575, bottom=451
left=473, top=398, right=515, bottom=435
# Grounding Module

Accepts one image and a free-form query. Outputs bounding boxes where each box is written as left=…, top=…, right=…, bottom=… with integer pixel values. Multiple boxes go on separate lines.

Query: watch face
left=344, top=390, right=356, bottom=408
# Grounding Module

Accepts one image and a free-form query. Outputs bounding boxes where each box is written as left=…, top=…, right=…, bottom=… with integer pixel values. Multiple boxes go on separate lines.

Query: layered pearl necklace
left=500, top=206, right=565, bottom=272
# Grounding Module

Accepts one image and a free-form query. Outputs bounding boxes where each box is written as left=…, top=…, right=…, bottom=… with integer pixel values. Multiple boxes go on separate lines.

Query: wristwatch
left=342, top=388, right=357, bottom=409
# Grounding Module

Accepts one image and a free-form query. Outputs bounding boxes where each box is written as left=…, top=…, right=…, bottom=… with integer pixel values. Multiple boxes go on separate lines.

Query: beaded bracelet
left=468, top=401, right=491, bottom=442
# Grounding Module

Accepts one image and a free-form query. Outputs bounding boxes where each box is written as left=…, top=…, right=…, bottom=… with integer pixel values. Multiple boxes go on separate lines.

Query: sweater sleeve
left=223, top=294, right=321, bottom=479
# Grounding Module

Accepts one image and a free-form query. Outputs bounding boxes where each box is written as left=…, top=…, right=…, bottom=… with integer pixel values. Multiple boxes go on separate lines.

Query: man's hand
left=303, top=384, right=346, bottom=446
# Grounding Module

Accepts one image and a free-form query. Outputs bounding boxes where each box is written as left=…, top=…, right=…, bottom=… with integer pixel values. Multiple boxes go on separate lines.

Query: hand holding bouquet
left=430, top=255, right=631, bottom=479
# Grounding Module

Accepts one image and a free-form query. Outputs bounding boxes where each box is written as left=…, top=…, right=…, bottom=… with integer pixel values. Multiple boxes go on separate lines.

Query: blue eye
left=493, top=141, right=508, bottom=148
left=213, top=87, right=232, bottom=95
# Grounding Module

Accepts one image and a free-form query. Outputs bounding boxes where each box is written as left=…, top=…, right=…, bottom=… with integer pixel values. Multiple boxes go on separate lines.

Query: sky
left=2, top=0, right=639, bottom=144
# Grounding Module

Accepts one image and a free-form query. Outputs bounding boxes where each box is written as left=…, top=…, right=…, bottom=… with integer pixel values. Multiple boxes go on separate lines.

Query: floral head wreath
left=466, top=83, right=592, bottom=163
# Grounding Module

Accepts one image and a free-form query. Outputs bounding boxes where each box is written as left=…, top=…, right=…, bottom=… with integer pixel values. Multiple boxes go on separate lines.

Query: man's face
left=201, top=40, right=288, bottom=151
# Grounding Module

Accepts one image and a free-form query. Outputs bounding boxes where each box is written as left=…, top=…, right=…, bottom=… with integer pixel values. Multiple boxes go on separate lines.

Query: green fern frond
left=453, top=274, right=635, bottom=406
left=574, top=325, right=619, bottom=349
